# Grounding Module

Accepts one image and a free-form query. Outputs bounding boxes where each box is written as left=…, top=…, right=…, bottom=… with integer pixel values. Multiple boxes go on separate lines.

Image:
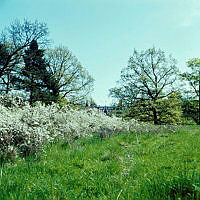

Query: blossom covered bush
left=0, top=95, right=178, bottom=162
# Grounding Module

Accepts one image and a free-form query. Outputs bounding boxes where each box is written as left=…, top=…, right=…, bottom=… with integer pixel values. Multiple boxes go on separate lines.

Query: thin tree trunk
left=30, top=75, right=33, bottom=105
left=153, top=107, right=158, bottom=125
left=6, top=74, right=10, bottom=94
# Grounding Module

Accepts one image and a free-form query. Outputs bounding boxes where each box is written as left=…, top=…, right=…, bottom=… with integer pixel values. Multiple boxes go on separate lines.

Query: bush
left=0, top=100, right=128, bottom=162
left=0, top=95, right=179, bottom=163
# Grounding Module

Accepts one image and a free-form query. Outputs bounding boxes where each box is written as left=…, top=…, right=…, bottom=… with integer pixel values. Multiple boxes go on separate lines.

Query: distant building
left=89, top=105, right=125, bottom=114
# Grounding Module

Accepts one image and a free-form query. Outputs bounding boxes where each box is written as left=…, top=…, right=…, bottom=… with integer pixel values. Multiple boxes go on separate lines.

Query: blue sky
left=1, top=0, right=200, bottom=105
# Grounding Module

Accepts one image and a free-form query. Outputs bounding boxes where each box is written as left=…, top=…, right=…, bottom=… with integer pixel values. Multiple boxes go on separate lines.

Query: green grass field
left=0, top=126, right=200, bottom=200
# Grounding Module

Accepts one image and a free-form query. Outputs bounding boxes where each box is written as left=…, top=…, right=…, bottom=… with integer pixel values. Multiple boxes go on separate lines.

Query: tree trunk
left=5, top=74, right=10, bottom=94
left=152, top=107, right=158, bottom=125
left=30, top=75, right=34, bottom=105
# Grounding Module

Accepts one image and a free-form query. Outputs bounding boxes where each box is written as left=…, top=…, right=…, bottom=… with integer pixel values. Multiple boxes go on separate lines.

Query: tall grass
left=0, top=126, right=199, bottom=199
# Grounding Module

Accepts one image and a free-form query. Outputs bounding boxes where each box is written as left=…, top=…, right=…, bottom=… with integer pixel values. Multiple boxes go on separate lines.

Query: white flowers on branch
left=0, top=98, right=127, bottom=161
left=0, top=95, right=177, bottom=162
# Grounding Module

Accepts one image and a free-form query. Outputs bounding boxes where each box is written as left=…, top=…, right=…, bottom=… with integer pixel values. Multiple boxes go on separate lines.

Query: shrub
left=0, top=95, right=179, bottom=163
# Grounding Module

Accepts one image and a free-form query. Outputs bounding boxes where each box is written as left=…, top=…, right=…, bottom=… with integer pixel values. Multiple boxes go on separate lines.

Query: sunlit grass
left=0, top=126, right=200, bottom=199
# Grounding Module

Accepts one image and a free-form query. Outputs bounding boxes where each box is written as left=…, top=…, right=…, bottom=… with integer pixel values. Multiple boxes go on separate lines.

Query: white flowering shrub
left=0, top=95, right=178, bottom=162
left=0, top=102, right=128, bottom=162
left=128, top=119, right=177, bottom=134
left=0, top=105, right=44, bottom=161
left=0, top=94, right=28, bottom=108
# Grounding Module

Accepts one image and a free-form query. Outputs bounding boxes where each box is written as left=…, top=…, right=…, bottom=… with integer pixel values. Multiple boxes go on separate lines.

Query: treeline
left=110, top=48, right=200, bottom=125
left=0, top=19, right=199, bottom=125
left=0, top=19, right=94, bottom=105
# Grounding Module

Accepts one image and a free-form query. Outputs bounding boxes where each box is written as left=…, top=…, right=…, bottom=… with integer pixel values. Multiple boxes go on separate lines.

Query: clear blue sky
left=0, top=0, right=200, bottom=105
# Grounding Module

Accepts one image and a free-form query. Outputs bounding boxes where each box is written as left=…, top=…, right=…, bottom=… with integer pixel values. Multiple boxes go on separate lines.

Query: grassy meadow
left=0, top=126, right=200, bottom=200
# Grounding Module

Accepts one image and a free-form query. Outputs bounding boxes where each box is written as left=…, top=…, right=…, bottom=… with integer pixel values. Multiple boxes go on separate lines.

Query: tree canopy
left=46, top=46, right=94, bottom=103
left=0, top=19, right=49, bottom=94
left=0, top=19, right=94, bottom=105
left=11, top=40, right=58, bottom=104
left=110, top=47, right=179, bottom=124
left=180, top=58, right=200, bottom=124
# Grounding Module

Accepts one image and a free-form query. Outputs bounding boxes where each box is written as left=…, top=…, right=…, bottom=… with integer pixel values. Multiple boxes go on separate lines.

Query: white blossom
left=0, top=95, right=177, bottom=161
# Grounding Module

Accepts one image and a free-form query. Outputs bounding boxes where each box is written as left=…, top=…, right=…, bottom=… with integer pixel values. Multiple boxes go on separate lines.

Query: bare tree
left=110, top=47, right=179, bottom=124
left=46, top=46, right=94, bottom=103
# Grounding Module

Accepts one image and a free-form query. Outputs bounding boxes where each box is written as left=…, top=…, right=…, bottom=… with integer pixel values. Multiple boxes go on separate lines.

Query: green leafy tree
left=181, top=99, right=198, bottom=124
left=121, top=93, right=183, bottom=124
left=180, top=58, right=200, bottom=124
left=110, top=47, right=179, bottom=124
left=156, top=94, right=183, bottom=124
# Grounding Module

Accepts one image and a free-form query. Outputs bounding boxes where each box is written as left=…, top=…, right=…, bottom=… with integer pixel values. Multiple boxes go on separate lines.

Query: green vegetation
left=121, top=92, right=183, bottom=125
left=181, top=58, right=200, bottom=124
left=1, top=126, right=200, bottom=200
left=0, top=19, right=200, bottom=123
left=109, top=47, right=179, bottom=125
left=110, top=47, right=200, bottom=125
left=0, top=19, right=200, bottom=199
left=0, top=19, right=94, bottom=105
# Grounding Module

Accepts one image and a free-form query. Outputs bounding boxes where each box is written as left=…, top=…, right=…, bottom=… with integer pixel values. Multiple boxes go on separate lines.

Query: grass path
left=0, top=126, right=200, bottom=199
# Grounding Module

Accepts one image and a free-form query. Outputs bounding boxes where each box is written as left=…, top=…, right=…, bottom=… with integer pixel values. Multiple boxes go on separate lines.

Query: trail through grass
left=0, top=126, right=200, bottom=199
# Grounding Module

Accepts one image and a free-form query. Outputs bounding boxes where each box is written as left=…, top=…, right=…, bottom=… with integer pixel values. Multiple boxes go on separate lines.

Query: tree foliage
left=181, top=99, right=199, bottom=124
left=181, top=58, right=200, bottom=97
left=0, top=19, right=49, bottom=94
left=0, top=19, right=94, bottom=104
left=123, top=93, right=183, bottom=124
left=110, top=47, right=179, bottom=124
left=180, top=58, right=200, bottom=124
left=0, top=43, right=11, bottom=93
left=46, top=46, right=94, bottom=103
left=11, top=40, right=58, bottom=104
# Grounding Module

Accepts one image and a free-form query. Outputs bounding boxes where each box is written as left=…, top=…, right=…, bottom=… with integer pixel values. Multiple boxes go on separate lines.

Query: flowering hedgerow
left=0, top=101, right=128, bottom=161
left=0, top=95, right=178, bottom=162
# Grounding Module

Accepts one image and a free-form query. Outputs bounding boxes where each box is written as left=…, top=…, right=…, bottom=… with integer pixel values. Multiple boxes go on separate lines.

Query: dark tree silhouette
left=0, top=19, right=49, bottom=94
left=12, top=40, right=58, bottom=104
